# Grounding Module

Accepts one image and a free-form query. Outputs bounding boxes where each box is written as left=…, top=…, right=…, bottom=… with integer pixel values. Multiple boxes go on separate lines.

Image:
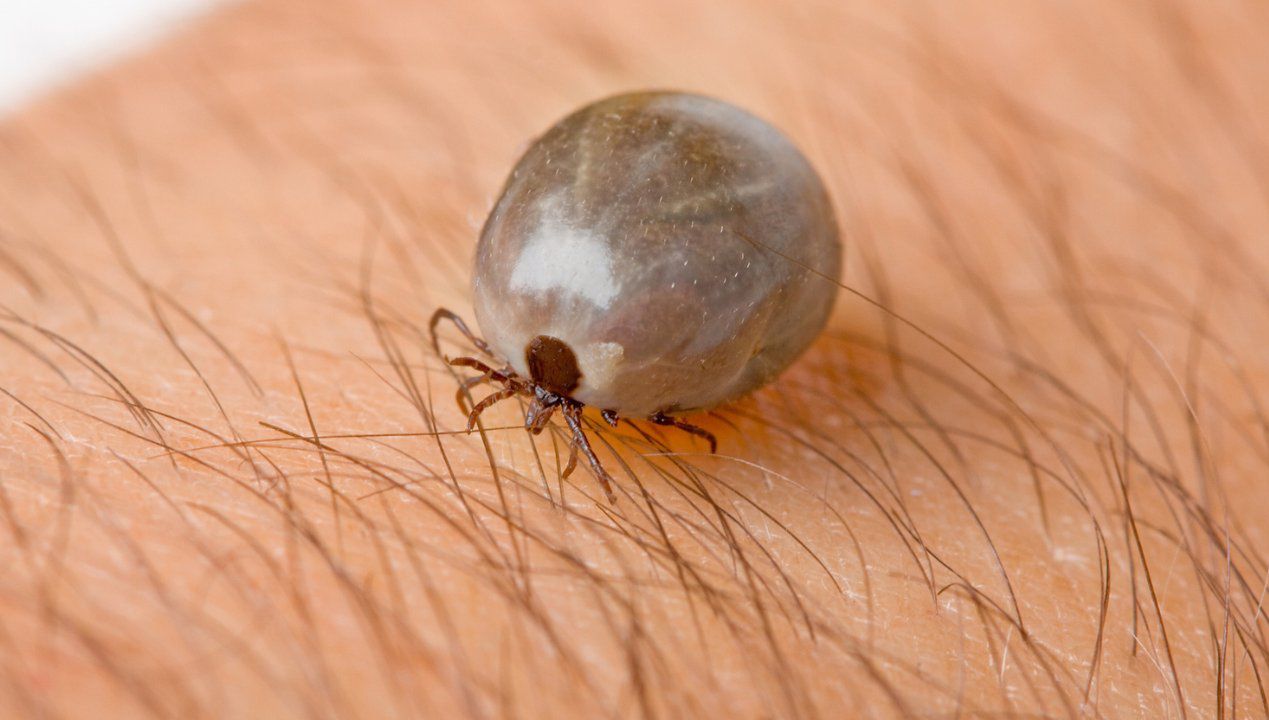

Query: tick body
left=433, top=91, right=841, bottom=501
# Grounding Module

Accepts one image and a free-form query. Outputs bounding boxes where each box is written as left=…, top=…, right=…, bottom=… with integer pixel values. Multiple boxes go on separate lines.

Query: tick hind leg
left=448, top=358, right=525, bottom=416
left=430, top=309, right=526, bottom=414
left=465, top=387, right=519, bottom=431
left=648, top=412, right=718, bottom=454
left=455, top=372, right=492, bottom=413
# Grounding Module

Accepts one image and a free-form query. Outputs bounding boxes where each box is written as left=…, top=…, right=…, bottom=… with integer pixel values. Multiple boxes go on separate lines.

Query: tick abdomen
left=474, top=91, right=841, bottom=417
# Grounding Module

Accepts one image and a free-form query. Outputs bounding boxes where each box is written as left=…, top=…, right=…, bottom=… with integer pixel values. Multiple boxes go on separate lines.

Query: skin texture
left=1, top=1, right=1269, bottom=718
left=473, top=91, right=840, bottom=417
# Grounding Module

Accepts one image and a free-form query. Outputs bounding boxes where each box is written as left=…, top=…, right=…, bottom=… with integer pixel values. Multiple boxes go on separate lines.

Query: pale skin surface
left=1, top=0, right=1268, bottom=718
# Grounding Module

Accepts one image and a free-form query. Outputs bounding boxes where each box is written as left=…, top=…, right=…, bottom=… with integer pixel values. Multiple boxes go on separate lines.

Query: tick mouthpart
left=524, top=390, right=560, bottom=434
left=526, top=335, right=582, bottom=396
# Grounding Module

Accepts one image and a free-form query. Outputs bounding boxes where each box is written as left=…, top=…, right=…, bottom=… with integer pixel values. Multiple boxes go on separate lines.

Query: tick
left=431, top=90, right=841, bottom=501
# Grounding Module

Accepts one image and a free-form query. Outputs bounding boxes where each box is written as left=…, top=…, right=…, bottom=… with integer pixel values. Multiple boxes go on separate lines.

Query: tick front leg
left=448, top=356, right=518, bottom=385
left=429, top=308, right=496, bottom=359
left=561, top=439, right=579, bottom=479
left=563, top=404, right=617, bottom=503
left=648, top=412, right=718, bottom=454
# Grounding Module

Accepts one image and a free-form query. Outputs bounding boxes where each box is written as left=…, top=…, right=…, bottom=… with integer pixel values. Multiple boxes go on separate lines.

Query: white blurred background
left=0, top=0, right=215, bottom=112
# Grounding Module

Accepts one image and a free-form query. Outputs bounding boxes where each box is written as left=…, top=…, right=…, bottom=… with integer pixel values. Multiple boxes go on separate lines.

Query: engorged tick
left=431, top=90, right=841, bottom=502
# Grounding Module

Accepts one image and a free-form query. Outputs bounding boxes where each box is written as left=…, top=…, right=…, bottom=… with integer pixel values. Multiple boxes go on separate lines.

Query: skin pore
left=1, top=0, right=1268, bottom=717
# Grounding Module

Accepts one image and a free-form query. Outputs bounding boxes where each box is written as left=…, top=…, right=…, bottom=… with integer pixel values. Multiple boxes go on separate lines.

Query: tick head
left=526, top=335, right=581, bottom=397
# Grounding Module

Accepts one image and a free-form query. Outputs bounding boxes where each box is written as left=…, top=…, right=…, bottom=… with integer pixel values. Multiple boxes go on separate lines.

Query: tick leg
left=648, top=412, right=718, bottom=454
left=466, top=387, right=518, bottom=431
left=448, top=356, right=519, bottom=385
left=525, top=399, right=558, bottom=435
left=455, top=372, right=494, bottom=413
left=429, top=308, right=495, bottom=358
left=563, top=404, right=617, bottom=503
left=561, top=439, right=579, bottom=478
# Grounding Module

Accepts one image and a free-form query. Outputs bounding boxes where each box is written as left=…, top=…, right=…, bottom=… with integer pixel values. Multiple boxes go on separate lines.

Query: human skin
left=1, top=0, right=1268, bottom=718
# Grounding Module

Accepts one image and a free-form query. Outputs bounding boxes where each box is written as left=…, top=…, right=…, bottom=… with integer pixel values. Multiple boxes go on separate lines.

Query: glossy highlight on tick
left=431, top=90, right=842, bottom=501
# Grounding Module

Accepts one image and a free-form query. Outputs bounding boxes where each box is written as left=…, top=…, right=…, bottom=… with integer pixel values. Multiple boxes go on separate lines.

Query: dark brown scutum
left=525, top=335, right=581, bottom=395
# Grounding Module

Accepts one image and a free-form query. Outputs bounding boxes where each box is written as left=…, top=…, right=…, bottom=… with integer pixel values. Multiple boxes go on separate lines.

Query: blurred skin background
left=1, top=0, right=1268, bottom=718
